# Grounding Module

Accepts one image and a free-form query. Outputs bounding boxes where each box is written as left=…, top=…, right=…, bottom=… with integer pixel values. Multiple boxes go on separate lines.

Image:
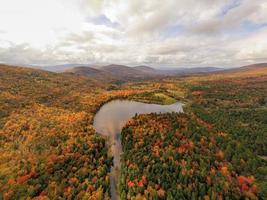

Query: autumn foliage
left=120, top=113, right=259, bottom=199
left=1, top=64, right=267, bottom=199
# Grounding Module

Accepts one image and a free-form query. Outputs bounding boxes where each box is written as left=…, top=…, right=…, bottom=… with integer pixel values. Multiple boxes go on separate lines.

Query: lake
left=93, top=99, right=183, bottom=200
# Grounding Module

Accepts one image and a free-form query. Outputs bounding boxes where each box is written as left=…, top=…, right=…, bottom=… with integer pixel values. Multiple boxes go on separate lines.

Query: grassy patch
left=154, top=93, right=177, bottom=104
left=167, top=89, right=185, bottom=98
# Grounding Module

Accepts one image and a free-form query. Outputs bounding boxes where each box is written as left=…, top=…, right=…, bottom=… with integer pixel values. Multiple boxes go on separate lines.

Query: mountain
left=224, top=63, right=267, bottom=71
left=177, top=67, right=222, bottom=74
left=215, top=63, right=267, bottom=75
left=65, top=64, right=224, bottom=81
left=159, top=67, right=222, bottom=75
left=63, top=64, right=161, bottom=82
left=133, top=65, right=159, bottom=74
left=64, top=64, right=153, bottom=82
left=64, top=66, right=113, bottom=81
left=39, top=64, right=96, bottom=72
left=100, top=64, right=147, bottom=78
left=236, top=63, right=267, bottom=70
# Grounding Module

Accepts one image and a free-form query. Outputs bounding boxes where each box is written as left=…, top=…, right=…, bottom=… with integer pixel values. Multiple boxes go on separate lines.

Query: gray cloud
left=0, top=0, right=267, bottom=68
left=188, top=0, right=262, bottom=35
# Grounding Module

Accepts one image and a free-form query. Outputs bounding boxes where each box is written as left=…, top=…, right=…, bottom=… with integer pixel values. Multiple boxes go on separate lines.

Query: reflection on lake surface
left=93, top=99, right=183, bottom=200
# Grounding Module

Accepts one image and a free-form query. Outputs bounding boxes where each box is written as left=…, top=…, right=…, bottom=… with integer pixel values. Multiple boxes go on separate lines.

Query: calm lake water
left=93, top=99, right=183, bottom=200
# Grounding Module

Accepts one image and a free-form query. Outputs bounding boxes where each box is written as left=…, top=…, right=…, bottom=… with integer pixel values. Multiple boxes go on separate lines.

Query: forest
left=0, top=64, right=266, bottom=199
left=187, top=71, right=267, bottom=199
left=120, top=113, right=259, bottom=199
left=119, top=67, right=267, bottom=199
left=0, top=65, right=162, bottom=199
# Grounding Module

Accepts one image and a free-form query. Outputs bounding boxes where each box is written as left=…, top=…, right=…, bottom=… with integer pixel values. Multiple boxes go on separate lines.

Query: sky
left=0, top=0, right=267, bottom=68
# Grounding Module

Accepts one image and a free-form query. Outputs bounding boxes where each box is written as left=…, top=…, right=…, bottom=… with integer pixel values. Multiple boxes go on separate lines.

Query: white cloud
left=0, top=0, right=266, bottom=67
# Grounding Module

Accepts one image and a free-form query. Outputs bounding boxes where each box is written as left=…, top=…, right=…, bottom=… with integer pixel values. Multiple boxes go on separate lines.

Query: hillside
left=39, top=64, right=99, bottom=72
left=119, top=65, right=267, bottom=199
left=239, top=63, right=267, bottom=70
left=0, top=63, right=267, bottom=199
left=65, top=66, right=114, bottom=81
left=0, top=65, right=112, bottom=199
left=121, top=113, right=260, bottom=199
left=66, top=64, right=165, bottom=82
left=173, top=67, right=222, bottom=74
left=216, top=63, right=267, bottom=75
left=186, top=66, right=267, bottom=198
left=133, top=65, right=160, bottom=74
left=0, top=64, right=161, bottom=199
left=101, top=64, right=150, bottom=79
left=64, top=64, right=224, bottom=81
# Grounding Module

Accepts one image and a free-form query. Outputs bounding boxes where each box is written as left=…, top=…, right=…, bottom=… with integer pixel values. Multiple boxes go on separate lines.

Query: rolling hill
left=0, top=63, right=267, bottom=199
left=65, top=64, right=165, bottom=82
left=214, top=63, right=267, bottom=77
left=100, top=64, right=150, bottom=78
left=64, top=66, right=114, bottom=81
left=239, top=63, right=267, bottom=70
left=64, top=64, right=222, bottom=81
left=39, top=64, right=99, bottom=72
left=132, top=65, right=160, bottom=74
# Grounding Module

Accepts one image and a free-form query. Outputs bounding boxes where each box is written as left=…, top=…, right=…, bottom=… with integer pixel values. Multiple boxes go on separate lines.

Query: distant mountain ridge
left=65, top=66, right=113, bottom=81
left=2, top=62, right=266, bottom=82
left=236, top=63, right=267, bottom=70
left=133, top=66, right=160, bottom=74
left=64, top=64, right=223, bottom=81
left=160, top=67, right=222, bottom=75
left=101, top=64, right=144, bottom=76
left=39, top=64, right=98, bottom=72
left=216, top=63, right=267, bottom=74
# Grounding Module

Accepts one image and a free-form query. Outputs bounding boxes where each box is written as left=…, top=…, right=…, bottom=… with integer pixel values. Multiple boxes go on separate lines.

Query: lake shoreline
left=93, top=100, right=183, bottom=200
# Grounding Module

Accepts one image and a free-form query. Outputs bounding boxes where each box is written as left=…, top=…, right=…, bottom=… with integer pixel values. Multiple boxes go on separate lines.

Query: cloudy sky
left=0, top=0, right=267, bottom=68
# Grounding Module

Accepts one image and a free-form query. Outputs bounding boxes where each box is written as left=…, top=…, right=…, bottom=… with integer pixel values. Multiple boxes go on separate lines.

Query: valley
left=93, top=100, right=184, bottom=200
left=1, top=1, right=267, bottom=199
left=0, top=63, right=266, bottom=199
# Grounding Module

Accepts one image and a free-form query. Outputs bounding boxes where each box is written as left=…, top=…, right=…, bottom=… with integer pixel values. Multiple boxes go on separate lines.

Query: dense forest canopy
left=0, top=64, right=266, bottom=199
